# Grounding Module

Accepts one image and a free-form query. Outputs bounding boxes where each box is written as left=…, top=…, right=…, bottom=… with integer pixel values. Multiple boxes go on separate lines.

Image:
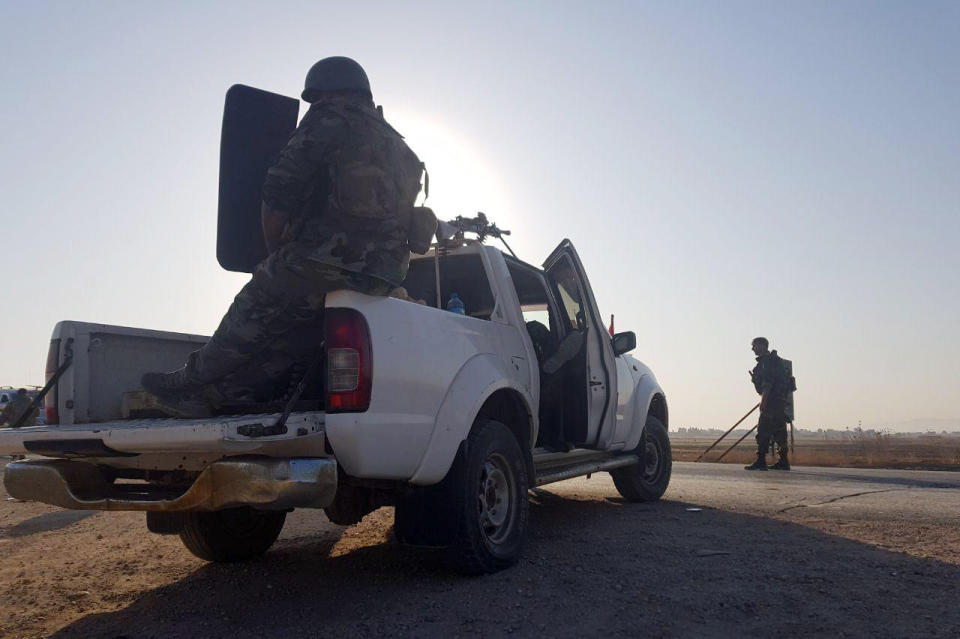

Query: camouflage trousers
left=756, top=412, right=788, bottom=455
left=184, top=244, right=390, bottom=405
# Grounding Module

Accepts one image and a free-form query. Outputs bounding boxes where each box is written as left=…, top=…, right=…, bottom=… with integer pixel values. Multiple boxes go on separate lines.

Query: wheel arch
left=474, top=388, right=536, bottom=487
left=647, top=392, right=668, bottom=430
left=409, top=354, right=535, bottom=486
left=623, top=374, right=668, bottom=451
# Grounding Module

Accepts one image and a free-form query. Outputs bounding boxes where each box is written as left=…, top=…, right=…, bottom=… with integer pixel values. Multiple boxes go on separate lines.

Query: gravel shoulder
left=1, top=460, right=958, bottom=639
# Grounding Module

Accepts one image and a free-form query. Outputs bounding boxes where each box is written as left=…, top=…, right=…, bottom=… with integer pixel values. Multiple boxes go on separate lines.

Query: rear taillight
left=325, top=308, right=372, bottom=413
left=45, top=339, right=61, bottom=424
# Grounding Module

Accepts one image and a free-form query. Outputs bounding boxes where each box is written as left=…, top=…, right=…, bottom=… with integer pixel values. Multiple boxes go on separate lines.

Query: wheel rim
left=477, top=453, right=515, bottom=545
left=641, top=438, right=662, bottom=484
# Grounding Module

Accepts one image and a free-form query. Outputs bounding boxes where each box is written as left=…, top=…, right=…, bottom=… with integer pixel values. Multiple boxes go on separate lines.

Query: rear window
left=403, top=254, right=496, bottom=320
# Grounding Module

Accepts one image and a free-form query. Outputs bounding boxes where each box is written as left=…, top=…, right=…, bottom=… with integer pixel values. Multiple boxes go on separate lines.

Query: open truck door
left=217, top=84, right=300, bottom=273
left=543, top=240, right=618, bottom=449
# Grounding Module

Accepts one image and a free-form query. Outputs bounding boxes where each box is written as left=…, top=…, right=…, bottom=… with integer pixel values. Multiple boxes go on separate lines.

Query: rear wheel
left=179, top=507, right=286, bottom=562
left=446, top=419, right=529, bottom=574
left=611, top=415, right=672, bottom=502
left=394, top=487, right=453, bottom=547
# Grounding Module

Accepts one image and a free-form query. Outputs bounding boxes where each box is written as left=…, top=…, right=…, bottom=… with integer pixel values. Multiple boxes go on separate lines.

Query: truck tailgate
left=0, top=412, right=325, bottom=458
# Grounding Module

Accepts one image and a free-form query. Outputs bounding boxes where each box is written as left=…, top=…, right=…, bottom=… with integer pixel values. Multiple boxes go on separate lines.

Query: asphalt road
left=2, top=461, right=959, bottom=638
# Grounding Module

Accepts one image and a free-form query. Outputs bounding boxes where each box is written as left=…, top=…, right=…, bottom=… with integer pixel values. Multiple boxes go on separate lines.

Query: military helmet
left=302, top=56, right=371, bottom=102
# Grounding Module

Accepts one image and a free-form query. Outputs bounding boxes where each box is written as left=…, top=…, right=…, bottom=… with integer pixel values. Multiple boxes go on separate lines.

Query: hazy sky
left=1, top=1, right=957, bottom=431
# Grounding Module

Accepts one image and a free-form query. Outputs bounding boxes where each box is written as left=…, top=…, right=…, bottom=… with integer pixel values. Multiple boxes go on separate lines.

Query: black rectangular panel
left=217, top=84, right=300, bottom=272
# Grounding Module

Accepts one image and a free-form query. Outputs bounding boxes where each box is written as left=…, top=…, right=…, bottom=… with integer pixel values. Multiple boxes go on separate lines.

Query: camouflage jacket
left=261, top=94, right=424, bottom=286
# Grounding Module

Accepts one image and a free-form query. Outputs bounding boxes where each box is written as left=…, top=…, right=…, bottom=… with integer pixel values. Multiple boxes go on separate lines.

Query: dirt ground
left=672, top=437, right=960, bottom=471
left=2, top=460, right=959, bottom=639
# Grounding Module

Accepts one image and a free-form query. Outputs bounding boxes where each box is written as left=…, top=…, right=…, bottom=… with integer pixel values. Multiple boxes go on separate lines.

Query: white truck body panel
left=323, top=284, right=533, bottom=482
left=324, top=244, right=537, bottom=483
left=611, top=356, right=637, bottom=448
left=623, top=358, right=664, bottom=452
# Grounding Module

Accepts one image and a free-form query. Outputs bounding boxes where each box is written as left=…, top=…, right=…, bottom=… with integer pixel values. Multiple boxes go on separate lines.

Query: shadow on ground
left=0, top=510, right=98, bottom=538
left=50, top=490, right=959, bottom=639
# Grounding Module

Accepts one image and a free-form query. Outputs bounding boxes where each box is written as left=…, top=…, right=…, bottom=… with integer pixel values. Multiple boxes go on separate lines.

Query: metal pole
left=10, top=344, right=74, bottom=429
left=433, top=248, right=442, bottom=309
left=694, top=403, right=760, bottom=462
left=715, top=423, right=759, bottom=462
left=498, top=235, right=518, bottom=259
left=789, top=421, right=795, bottom=462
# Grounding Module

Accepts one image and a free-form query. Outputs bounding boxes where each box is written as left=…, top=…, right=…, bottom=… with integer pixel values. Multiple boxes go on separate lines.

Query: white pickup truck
left=1, top=238, right=670, bottom=573
left=1, top=85, right=670, bottom=574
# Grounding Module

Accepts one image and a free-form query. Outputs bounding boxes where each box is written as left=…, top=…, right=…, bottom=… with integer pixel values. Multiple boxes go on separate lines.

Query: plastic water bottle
left=447, top=292, right=466, bottom=315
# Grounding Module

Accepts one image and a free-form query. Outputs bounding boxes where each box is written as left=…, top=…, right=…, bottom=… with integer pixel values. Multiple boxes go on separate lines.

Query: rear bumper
left=3, top=457, right=337, bottom=512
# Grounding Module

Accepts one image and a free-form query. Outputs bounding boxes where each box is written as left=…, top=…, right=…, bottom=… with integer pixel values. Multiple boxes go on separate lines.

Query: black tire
left=446, top=419, right=529, bottom=575
left=394, top=486, right=454, bottom=547
left=179, top=507, right=286, bottom=562
left=611, top=415, right=672, bottom=502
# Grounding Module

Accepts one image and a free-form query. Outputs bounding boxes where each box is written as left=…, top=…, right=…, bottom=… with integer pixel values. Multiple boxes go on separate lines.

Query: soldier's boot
left=770, top=451, right=791, bottom=471
left=140, top=368, right=214, bottom=419
left=744, top=453, right=768, bottom=471
left=141, top=367, right=197, bottom=394
left=146, top=391, right=213, bottom=419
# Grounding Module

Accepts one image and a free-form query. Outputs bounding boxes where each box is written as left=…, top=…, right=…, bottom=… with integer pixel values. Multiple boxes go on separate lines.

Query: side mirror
left=611, top=331, right=636, bottom=357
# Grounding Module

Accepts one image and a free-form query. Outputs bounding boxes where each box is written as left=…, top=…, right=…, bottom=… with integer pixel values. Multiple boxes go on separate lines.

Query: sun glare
left=388, top=111, right=512, bottom=228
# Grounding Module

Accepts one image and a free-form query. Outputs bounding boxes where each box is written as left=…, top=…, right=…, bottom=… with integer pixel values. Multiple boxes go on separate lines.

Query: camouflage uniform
left=165, top=94, right=422, bottom=406
left=1, top=391, right=37, bottom=428
left=263, top=94, right=423, bottom=286
left=751, top=350, right=789, bottom=455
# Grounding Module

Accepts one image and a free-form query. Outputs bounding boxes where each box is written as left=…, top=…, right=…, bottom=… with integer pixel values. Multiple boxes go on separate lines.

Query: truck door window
left=506, top=260, right=562, bottom=365
left=521, top=304, right=551, bottom=330
left=550, top=259, right=585, bottom=333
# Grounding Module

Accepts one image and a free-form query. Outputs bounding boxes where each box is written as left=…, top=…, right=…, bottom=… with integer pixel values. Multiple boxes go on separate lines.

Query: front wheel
left=611, top=415, right=672, bottom=502
left=179, top=507, right=286, bottom=562
left=446, top=419, right=529, bottom=575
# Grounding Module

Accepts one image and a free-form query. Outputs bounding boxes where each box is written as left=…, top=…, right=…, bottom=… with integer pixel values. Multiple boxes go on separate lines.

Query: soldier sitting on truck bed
left=141, top=57, right=429, bottom=417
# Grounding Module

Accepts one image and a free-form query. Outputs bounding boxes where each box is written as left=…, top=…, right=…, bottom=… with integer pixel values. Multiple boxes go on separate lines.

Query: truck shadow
left=50, top=489, right=960, bottom=639
left=0, top=509, right=98, bottom=538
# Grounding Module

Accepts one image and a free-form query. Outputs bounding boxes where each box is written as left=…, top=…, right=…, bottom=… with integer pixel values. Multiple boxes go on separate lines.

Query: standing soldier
left=141, top=57, right=429, bottom=416
left=0, top=388, right=38, bottom=427
left=745, top=337, right=791, bottom=471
